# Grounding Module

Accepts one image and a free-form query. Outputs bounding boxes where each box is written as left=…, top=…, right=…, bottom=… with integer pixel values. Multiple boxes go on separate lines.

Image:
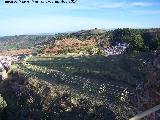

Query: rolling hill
left=0, top=35, right=54, bottom=51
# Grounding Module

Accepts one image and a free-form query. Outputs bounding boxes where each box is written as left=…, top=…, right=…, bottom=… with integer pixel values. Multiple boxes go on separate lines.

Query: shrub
left=0, top=94, right=7, bottom=111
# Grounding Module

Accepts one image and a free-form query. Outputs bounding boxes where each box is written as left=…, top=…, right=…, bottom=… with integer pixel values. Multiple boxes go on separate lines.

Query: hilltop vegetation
left=0, top=28, right=159, bottom=55
left=40, top=28, right=160, bottom=55
left=53, top=28, right=108, bottom=40
left=111, top=28, right=160, bottom=52
left=43, top=38, right=100, bottom=55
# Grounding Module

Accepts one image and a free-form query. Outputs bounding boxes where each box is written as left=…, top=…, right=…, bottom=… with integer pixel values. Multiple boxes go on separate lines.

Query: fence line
left=129, top=104, right=160, bottom=120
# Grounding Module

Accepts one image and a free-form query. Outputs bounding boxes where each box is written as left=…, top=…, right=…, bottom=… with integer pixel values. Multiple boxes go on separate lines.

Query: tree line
left=111, top=28, right=160, bottom=52
left=53, top=28, right=160, bottom=53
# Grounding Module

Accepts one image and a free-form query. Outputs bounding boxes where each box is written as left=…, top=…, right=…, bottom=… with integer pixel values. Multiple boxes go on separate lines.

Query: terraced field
left=16, top=53, right=152, bottom=119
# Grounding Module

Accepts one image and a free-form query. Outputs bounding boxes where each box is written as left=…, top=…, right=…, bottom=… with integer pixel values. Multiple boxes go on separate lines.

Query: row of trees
left=111, top=28, right=160, bottom=52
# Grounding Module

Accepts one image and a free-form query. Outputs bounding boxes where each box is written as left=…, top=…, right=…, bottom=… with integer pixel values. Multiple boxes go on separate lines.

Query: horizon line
left=0, top=27, right=159, bottom=37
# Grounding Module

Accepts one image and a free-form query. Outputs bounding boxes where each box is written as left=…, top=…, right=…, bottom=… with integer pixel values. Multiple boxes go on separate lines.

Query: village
left=0, top=50, right=37, bottom=80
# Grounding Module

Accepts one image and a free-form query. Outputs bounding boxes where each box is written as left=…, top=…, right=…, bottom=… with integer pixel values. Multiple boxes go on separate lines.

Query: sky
left=0, top=0, right=160, bottom=36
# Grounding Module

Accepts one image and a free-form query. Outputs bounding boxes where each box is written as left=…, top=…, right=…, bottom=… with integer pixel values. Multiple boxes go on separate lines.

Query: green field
left=14, top=53, right=153, bottom=119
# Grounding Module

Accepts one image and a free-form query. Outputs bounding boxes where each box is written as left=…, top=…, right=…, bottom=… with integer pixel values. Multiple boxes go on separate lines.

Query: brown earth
left=44, top=38, right=98, bottom=54
left=0, top=49, right=32, bottom=56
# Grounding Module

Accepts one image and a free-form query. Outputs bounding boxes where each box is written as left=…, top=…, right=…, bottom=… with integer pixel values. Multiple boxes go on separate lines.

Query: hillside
left=0, top=49, right=32, bottom=56
left=0, top=28, right=159, bottom=119
left=70, top=28, right=109, bottom=40
left=43, top=38, right=99, bottom=55
left=0, top=35, right=54, bottom=51
left=42, top=28, right=160, bottom=55
left=0, top=68, right=116, bottom=120
left=0, top=28, right=159, bottom=54
left=1, top=48, right=160, bottom=119
left=20, top=52, right=154, bottom=118
left=53, top=28, right=109, bottom=40
left=0, top=29, right=109, bottom=54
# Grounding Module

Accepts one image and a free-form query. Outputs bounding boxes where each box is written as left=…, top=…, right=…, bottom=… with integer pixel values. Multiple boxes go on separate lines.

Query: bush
left=0, top=94, right=7, bottom=111
left=97, top=48, right=105, bottom=56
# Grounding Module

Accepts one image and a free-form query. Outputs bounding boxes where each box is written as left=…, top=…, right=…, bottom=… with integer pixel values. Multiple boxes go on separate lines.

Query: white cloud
left=62, top=1, right=155, bottom=10
left=96, top=2, right=126, bottom=9
left=131, top=2, right=153, bottom=7
left=96, top=2, right=154, bottom=9
left=132, top=10, right=160, bottom=14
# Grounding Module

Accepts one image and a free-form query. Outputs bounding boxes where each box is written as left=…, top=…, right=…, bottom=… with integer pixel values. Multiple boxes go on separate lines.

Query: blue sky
left=0, top=0, right=160, bottom=36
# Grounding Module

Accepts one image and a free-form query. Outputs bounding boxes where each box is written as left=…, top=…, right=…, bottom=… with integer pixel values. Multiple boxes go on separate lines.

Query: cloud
left=63, top=2, right=125, bottom=9
left=96, top=2, right=126, bottom=9
left=132, top=10, right=160, bottom=14
left=62, top=1, right=155, bottom=10
left=98, top=2, right=154, bottom=9
left=130, top=2, right=153, bottom=7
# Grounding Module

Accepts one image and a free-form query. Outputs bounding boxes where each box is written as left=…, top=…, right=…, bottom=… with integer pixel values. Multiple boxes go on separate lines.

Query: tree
left=97, top=48, right=105, bottom=56
left=142, top=31, right=160, bottom=51
left=0, top=94, right=7, bottom=112
left=37, top=48, right=44, bottom=54
left=132, top=34, right=144, bottom=51
left=112, top=28, right=133, bottom=45
left=102, top=40, right=109, bottom=48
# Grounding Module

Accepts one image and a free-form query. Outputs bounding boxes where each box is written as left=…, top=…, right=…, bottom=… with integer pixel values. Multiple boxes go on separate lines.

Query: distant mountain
left=36, top=33, right=56, bottom=35
left=0, top=35, right=54, bottom=51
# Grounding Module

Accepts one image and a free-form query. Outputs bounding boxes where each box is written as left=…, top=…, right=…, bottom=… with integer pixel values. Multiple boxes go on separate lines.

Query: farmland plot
left=17, top=53, right=151, bottom=119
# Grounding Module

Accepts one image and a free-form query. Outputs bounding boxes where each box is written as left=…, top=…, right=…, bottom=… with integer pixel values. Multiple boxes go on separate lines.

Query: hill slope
left=14, top=52, right=153, bottom=119
left=0, top=28, right=160, bottom=53
left=0, top=35, right=54, bottom=51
